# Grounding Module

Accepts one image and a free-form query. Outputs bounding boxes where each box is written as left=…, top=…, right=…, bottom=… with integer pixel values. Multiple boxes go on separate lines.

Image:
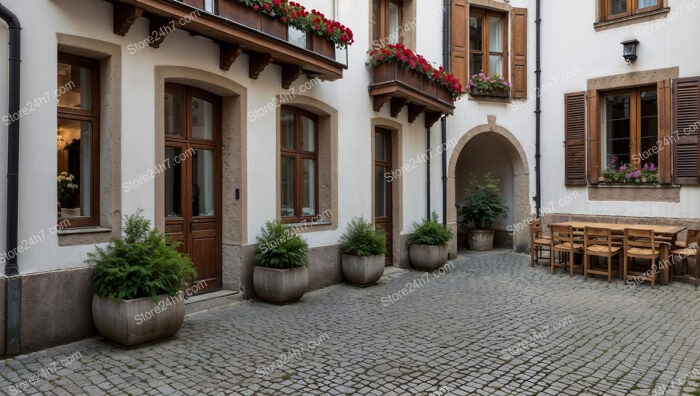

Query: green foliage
left=339, top=217, right=387, bottom=257
left=409, top=212, right=454, bottom=246
left=88, top=212, right=196, bottom=302
left=255, top=220, right=309, bottom=269
left=458, top=173, right=509, bottom=230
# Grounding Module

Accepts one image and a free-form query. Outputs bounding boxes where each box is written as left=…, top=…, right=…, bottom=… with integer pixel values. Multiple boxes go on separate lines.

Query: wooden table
left=550, top=221, right=687, bottom=285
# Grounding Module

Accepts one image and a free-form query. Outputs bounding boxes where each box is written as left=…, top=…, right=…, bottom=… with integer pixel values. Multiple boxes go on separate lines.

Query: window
left=601, top=0, right=662, bottom=20
left=469, top=7, right=508, bottom=78
left=280, top=107, right=318, bottom=221
left=601, top=87, right=658, bottom=168
left=372, top=0, right=403, bottom=47
left=204, top=0, right=214, bottom=13
left=57, top=53, right=100, bottom=227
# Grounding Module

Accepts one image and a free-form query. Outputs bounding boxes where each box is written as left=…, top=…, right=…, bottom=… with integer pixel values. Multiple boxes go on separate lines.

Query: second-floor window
left=601, top=0, right=662, bottom=21
left=372, top=0, right=403, bottom=47
left=469, top=7, right=508, bottom=78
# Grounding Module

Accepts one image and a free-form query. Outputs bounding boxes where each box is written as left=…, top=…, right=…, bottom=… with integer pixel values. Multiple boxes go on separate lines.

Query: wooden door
left=164, top=84, right=222, bottom=293
left=374, top=128, right=393, bottom=265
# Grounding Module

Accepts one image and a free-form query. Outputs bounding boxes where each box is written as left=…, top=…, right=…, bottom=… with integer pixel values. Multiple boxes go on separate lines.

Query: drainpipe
left=1, top=1, right=22, bottom=356
left=535, top=0, right=542, bottom=217
left=426, top=127, right=431, bottom=219
left=441, top=0, right=449, bottom=226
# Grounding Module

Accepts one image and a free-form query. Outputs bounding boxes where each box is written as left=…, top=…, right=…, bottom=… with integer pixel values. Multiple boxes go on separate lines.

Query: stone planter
left=409, top=244, right=449, bottom=271
left=308, top=33, right=335, bottom=60
left=92, top=294, right=185, bottom=347
left=253, top=266, right=308, bottom=304
left=342, top=254, right=385, bottom=286
left=468, top=229, right=495, bottom=251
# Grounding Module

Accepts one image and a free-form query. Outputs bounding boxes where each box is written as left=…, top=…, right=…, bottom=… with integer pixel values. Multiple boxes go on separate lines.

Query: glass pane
left=191, top=97, right=214, bottom=140
left=301, top=159, right=316, bottom=217
left=204, top=0, right=214, bottom=12
left=281, top=157, right=295, bottom=217
left=640, top=90, right=659, bottom=167
left=605, top=94, right=632, bottom=166
left=192, top=149, right=215, bottom=216
left=388, top=2, right=400, bottom=44
left=57, top=62, right=92, bottom=111
left=375, top=165, right=387, bottom=218
left=301, top=116, right=316, bottom=152
left=372, top=0, right=381, bottom=45
left=165, top=93, right=183, bottom=137
left=469, top=15, right=482, bottom=51
left=165, top=146, right=183, bottom=218
left=637, top=0, right=657, bottom=8
left=489, top=55, right=503, bottom=76
left=469, top=54, right=483, bottom=76
left=488, top=16, right=503, bottom=53
left=281, top=111, right=295, bottom=149
left=610, top=0, right=627, bottom=14
left=375, top=132, right=388, bottom=162
left=288, top=26, right=308, bottom=49
left=57, top=118, right=92, bottom=217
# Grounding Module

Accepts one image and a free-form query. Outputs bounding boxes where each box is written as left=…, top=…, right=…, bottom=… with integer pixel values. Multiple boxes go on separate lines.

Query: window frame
left=600, top=85, right=658, bottom=171
left=280, top=106, right=319, bottom=223
left=600, top=0, right=663, bottom=21
left=57, top=52, right=101, bottom=228
left=372, top=0, right=404, bottom=47
left=469, top=7, right=509, bottom=80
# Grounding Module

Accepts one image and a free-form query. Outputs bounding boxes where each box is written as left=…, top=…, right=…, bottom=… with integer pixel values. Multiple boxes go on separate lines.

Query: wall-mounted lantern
left=621, top=39, right=639, bottom=64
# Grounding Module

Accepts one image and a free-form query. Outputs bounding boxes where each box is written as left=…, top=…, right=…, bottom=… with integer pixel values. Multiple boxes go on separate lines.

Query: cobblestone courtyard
left=2, top=252, right=700, bottom=395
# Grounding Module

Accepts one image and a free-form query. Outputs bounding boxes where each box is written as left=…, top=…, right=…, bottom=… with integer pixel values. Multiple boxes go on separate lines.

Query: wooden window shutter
left=657, top=80, right=672, bottom=184
left=673, top=77, right=700, bottom=185
left=450, top=0, right=468, bottom=91
left=565, top=92, right=587, bottom=186
left=510, top=8, right=528, bottom=99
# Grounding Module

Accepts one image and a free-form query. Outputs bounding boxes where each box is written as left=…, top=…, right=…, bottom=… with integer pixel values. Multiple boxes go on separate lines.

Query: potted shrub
left=339, top=217, right=387, bottom=286
left=458, top=173, right=509, bottom=251
left=409, top=212, right=454, bottom=271
left=88, top=212, right=196, bottom=347
left=254, top=220, right=309, bottom=304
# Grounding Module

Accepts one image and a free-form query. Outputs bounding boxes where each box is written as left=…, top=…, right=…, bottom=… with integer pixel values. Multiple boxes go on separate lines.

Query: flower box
left=308, top=33, right=335, bottom=60
left=373, top=62, right=426, bottom=92
left=261, top=14, right=288, bottom=41
left=219, top=0, right=262, bottom=29
left=181, top=0, right=205, bottom=9
left=469, top=89, right=511, bottom=99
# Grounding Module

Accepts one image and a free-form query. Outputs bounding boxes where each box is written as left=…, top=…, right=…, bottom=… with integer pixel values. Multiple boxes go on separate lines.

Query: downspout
left=535, top=0, right=542, bottom=217
left=0, top=1, right=22, bottom=356
left=426, top=128, right=431, bottom=219
left=441, top=0, right=449, bottom=226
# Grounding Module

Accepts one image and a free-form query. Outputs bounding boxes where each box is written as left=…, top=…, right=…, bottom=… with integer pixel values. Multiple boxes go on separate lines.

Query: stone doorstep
left=184, top=290, right=243, bottom=315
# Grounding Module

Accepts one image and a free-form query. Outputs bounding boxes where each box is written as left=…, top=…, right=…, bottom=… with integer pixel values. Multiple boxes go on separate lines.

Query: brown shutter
left=451, top=0, right=468, bottom=91
left=587, top=89, right=600, bottom=184
left=673, top=77, right=700, bottom=185
left=565, top=92, right=587, bottom=186
left=510, top=7, right=527, bottom=99
left=657, top=80, right=672, bottom=184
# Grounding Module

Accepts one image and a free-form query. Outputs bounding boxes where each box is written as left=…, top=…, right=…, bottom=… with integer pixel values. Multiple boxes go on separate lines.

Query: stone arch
left=447, top=115, right=531, bottom=254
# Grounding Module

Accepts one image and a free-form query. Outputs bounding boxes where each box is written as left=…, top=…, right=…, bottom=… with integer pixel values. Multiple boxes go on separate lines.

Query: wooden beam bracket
left=148, top=16, right=176, bottom=48
left=390, top=98, right=407, bottom=118
left=372, top=94, right=392, bottom=112
left=113, top=3, right=143, bottom=36
left=282, top=65, right=304, bottom=89
left=249, top=53, right=273, bottom=80
left=424, top=111, right=443, bottom=129
left=407, top=104, right=426, bottom=123
left=219, top=43, right=243, bottom=71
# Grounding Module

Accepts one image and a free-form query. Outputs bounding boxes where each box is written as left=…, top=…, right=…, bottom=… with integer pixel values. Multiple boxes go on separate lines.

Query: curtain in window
left=488, top=16, right=503, bottom=76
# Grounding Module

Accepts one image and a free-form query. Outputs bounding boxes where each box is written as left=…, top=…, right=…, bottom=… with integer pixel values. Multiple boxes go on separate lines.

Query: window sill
left=57, top=226, right=112, bottom=236
left=283, top=221, right=335, bottom=234
left=468, top=93, right=511, bottom=103
left=594, top=8, right=670, bottom=31
left=588, top=183, right=680, bottom=202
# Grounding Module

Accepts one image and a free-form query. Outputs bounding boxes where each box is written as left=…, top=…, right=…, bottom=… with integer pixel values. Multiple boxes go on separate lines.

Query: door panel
left=165, top=85, right=222, bottom=293
left=374, top=128, right=393, bottom=265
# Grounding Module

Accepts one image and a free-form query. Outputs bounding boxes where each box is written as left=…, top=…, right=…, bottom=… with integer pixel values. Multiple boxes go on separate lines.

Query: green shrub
left=88, top=212, right=196, bottom=302
left=458, top=173, right=509, bottom=230
left=255, top=220, right=309, bottom=269
left=339, top=217, right=387, bottom=257
left=409, top=212, right=454, bottom=246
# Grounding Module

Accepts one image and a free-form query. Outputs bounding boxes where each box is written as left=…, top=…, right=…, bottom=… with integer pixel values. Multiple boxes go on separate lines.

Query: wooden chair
left=623, top=228, right=661, bottom=289
left=671, top=229, right=700, bottom=287
left=530, top=218, right=551, bottom=267
left=583, top=227, right=622, bottom=283
left=550, top=225, right=582, bottom=276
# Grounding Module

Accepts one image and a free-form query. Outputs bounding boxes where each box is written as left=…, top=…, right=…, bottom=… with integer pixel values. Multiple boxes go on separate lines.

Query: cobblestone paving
left=2, top=252, right=700, bottom=395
